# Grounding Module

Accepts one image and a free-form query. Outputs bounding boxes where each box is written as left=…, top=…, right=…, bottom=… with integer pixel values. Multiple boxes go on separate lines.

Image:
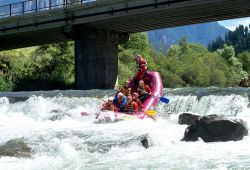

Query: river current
left=0, top=87, right=250, bottom=170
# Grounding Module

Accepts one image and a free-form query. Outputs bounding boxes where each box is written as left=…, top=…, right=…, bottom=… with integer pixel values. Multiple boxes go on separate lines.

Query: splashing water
left=0, top=87, right=250, bottom=170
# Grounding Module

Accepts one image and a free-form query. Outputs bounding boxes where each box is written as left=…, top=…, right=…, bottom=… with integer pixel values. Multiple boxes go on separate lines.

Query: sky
left=218, top=17, right=250, bottom=31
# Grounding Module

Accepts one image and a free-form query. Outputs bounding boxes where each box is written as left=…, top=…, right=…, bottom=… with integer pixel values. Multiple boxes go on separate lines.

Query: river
left=0, top=87, right=250, bottom=170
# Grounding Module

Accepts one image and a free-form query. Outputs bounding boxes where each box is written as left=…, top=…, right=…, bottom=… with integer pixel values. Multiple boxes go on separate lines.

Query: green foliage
left=208, top=36, right=224, bottom=51
left=0, top=42, right=75, bottom=91
left=216, top=45, right=235, bottom=61
left=0, top=32, right=247, bottom=91
left=32, top=42, right=75, bottom=83
left=209, top=24, right=250, bottom=54
left=238, top=51, right=250, bottom=73
left=118, top=49, right=136, bottom=84
left=152, top=39, right=246, bottom=87
left=0, top=74, right=13, bottom=91
left=122, top=33, right=150, bottom=53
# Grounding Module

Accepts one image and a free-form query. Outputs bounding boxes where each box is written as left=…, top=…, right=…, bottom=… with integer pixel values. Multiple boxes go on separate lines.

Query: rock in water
left=182, top=115, right=248, bottom=142
left=86, top=134, right=152, bottom=153
left=178, top=113, right=200, bottom=125
left=0, top=138, right=32, bottom=158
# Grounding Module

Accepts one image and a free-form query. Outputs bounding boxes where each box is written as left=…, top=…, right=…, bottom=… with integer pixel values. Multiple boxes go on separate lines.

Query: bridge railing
left=0, top=0, right=96, bottom=18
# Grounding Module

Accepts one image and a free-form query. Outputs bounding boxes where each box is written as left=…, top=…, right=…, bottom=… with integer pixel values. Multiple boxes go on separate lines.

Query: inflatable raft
left=130, top=71, right=163, bottom=111
left=97, top=71, right=163, bottom=122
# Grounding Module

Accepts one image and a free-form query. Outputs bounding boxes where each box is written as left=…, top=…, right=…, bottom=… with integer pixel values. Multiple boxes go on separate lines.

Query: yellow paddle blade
left=146, top=110, right=157, bottom=116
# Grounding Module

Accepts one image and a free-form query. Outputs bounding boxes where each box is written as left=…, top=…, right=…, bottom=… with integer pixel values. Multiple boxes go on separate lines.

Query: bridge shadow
left=14, top=78, right=74, bottom=91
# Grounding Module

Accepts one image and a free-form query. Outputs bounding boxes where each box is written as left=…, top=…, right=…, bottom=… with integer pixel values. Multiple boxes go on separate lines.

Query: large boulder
left=178, top=113, right=200, bottom=125
left=182, top=115, right=248, bottom=142
left=0, top=138, right=32, bottom=158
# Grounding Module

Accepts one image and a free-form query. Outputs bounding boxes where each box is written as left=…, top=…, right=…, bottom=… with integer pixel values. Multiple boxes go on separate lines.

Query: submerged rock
left=49, top=110, right=71, bottom=121
left=86, top=134, right=152, bottom=153
left=178, top=113, right=200, bottom=125
left=182, top=114, right=248, bottom=142
left=0, top=138, right=32, bottom=158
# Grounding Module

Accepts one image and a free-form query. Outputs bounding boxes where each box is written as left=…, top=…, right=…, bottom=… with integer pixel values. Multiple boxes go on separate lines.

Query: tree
left=209, top=24, right=250, bottom=54
left=32, top=42, right=75, bottom=84
left=179, top=37, right=189, bottom=56
left=238, top=51, right=250, bottom=73
left=208, top=36, right=224, bottom=51
left=216, top=45, right=235, bottom=61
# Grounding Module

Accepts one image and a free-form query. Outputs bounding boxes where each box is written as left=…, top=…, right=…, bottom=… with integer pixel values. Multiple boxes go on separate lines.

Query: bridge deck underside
left=0, top=28, right=68, bottom=50
left=0, top=0, right=250, bottom=50
left=86, top=0, right=250, bottom=33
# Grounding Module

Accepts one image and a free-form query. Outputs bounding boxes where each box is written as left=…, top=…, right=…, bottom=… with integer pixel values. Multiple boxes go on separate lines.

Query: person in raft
left=119, top=80, right=132, bottom=96
left=113, top=92, right=128, bottom=112
left=137, top=80, right=151, bottom=103
left=132, top=92, right=143, bottom=109
left=125, top=96, right=138, bottom=114
left=135, top=54, right=148, bottom=80
left=101, top=100, right=118, bottom=112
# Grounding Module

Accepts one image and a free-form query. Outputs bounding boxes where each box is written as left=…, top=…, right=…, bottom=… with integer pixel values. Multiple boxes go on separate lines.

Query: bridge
left=0, top=0, right=250, bottom=89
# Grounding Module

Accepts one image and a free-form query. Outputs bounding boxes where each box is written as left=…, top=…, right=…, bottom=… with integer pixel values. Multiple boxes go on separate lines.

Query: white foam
left=0, top=93, right=250, bottom=169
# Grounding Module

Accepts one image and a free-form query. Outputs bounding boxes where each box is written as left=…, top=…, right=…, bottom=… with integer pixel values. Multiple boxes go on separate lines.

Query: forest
left=0, top=24, right=249, bottom=91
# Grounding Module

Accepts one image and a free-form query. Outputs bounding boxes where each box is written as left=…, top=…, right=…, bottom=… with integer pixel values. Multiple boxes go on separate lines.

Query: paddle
left=157, top=96, right=170, bottom=104
left=142, top=109, right=157, bottom=121
left=145, top=110, right=157, bottom=116
left=139, top=90, right=170, bottom=104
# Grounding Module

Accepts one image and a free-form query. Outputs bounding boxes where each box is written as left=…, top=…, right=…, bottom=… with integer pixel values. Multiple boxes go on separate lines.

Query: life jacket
left=139, top=64, right=147, bottom=72
left=134, top=98, right=143, bottom=109
left=125, top=101, right=137, bottom=113
left=120, top=87, right=131, bottom=96
left=113, top=96, right=128, bottom=112
left=137, top=85, right=146, bottom=96
left=116, top=97, right=124, bottom=109
left=135, top=64, right=147, bottom=80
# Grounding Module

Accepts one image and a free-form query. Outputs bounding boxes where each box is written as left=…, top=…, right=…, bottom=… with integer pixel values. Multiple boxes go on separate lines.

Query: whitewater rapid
left=0, top=87, right=250, bottom=170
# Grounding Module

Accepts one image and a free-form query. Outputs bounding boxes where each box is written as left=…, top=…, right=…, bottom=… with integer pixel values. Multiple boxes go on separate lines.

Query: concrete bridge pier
left=75, top=28, right=128, bottom=90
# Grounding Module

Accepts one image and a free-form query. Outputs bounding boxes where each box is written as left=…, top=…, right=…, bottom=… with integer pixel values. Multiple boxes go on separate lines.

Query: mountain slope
left=148, top=22, right=229, bottom=52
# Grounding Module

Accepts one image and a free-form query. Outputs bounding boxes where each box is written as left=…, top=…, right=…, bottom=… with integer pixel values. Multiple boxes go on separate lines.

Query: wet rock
left=8, top=97, right=29, bottom=103
left=122, top=134, right=153, bottom=149
left=178, top=113, right=200, bottom=125
left=140, top=138, right=149, bottom=149
left=49, top=110, right=70, bottom=121
left=0, top=138, right=32, bottom=158
left=86, top=134, right=152, bottom=153
left=182, top=115, right=248, bottom=142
